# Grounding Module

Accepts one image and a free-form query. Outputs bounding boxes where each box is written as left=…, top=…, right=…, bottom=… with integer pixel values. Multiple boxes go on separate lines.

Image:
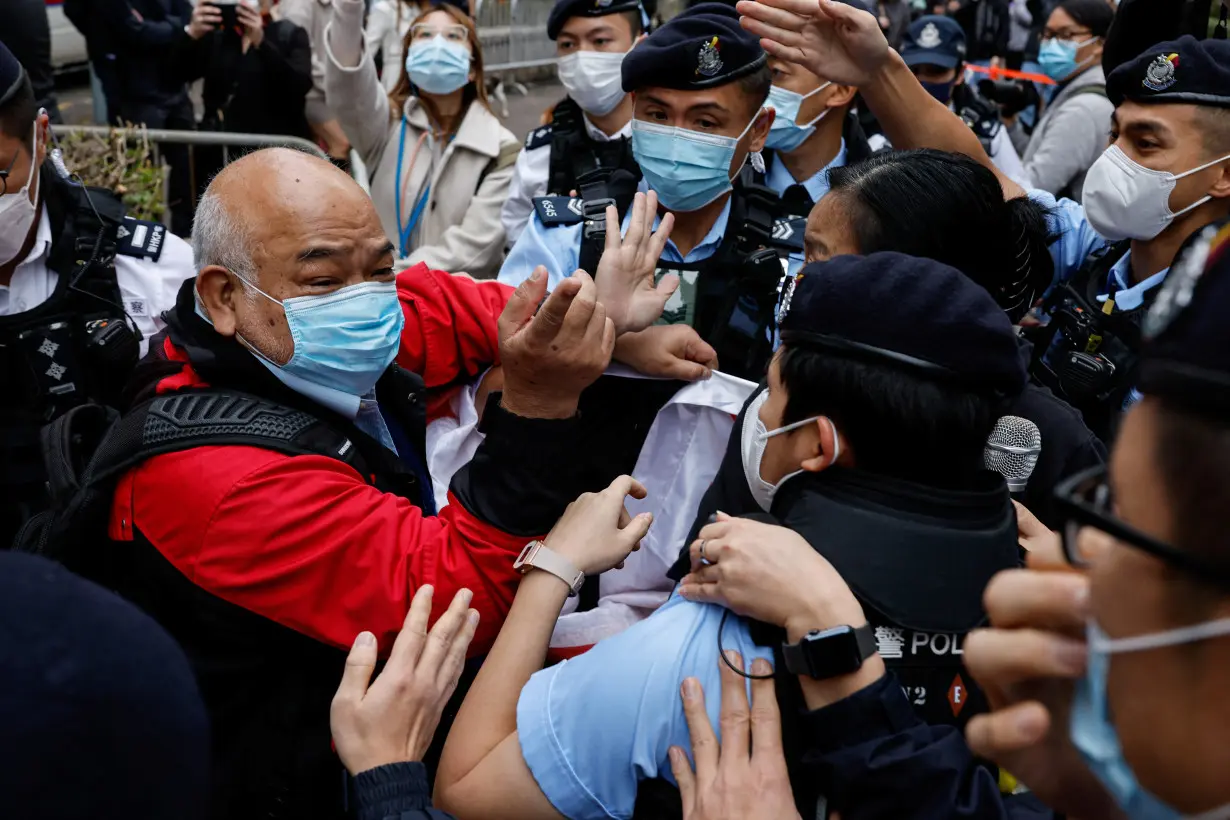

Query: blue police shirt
left=497, top=179, right=733, bottom=290
left=517, top=592, right=774, bottom=819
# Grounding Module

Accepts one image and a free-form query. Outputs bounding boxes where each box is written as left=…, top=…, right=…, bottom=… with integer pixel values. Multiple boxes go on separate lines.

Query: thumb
left=499, top=268, right=548, bottom=338
left=682, top=333, right=718, bottom=369
left=618, top=511, right=654, bottom=550
left=653, top=272, right=680, bottom=299
left=335, top=631, right=378, bottom=705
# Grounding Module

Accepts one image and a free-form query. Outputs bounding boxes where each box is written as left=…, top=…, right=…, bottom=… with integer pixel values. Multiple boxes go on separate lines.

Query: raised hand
left=613, top=324, right=718, bottom=381
left=237, top=1, right=265, bottom=47
left=498, top=267, right=616, bottom=419
left=187, top=1, right=223, bottom=38
left=736, top=0, right=891, bottom=87
left=544, top=475, right=653, bottom=575
left=330, top=585, right=479, bottom=776
left=593, top=191, right=678, bottom=335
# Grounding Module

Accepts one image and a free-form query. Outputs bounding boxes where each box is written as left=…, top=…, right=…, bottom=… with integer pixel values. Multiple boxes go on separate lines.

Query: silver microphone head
left=984, top=415, right=1042, bottom=493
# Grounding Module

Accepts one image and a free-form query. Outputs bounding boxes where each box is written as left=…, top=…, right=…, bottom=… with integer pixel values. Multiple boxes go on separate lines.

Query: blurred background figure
left=0, top=552, right=209, bottom=820
left=875, top=0, right=912, bottom=49
left=325, top=0, right=519, bottom=276
left=280, top=0, right=354, bottom=169
left=0, top=0, right=63, bottom=123
left=366, top=0, right=423, bottom=91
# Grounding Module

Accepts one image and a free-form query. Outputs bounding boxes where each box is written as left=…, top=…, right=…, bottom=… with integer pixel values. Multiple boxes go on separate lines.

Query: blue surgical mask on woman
left=765, top=82, right=832, bottom=153
left=631, top=110, right=764, bottom=213
left=404, top=36, right=471, bottom=95
left=236, top=279, right=405, bottom=398
left=1038, top=36, right=1098, bottom=83
left=1070, top=618, right=1230, bottom=820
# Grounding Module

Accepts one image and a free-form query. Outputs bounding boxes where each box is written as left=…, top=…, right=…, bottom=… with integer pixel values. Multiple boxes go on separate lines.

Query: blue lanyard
left=394, top=116, right=433, bottom=258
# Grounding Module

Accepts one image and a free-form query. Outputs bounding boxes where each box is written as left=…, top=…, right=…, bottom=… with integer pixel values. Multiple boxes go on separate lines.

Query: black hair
left=1195, top=106, right=1230, bottom=157
left=1058, top=0, right=1115, bottom=38
left=620, top=8, right=644, bottom=38
left=0, top=75, right=37, bottom=151
left=737, top=63, right=773, bottom=116
left=777, top=344, right=1008, bottom=487
left=826, top=149, right=1056, bottom=324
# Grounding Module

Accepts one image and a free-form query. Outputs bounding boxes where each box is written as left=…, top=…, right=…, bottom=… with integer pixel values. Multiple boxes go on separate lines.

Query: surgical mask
left=631, top=110, right=763, bottom=212
left=1038, top=36, right=1097, bottom=82
left=1071, top=618, right=1230, bottom=820
left=557, top=50, right=628, bottom=117
left=765, top=82, right=831, bottom=153
left=0, top=123, right=40, bottom=268
left=1083, top=146, right=1230, bottom=241
left=920, top=79, right=956, bottom=105
left=405, top=36, right=471, bottom=95
left=740, top=389, right=837, bottom=512
left=235, top=279, right=405, bottom=398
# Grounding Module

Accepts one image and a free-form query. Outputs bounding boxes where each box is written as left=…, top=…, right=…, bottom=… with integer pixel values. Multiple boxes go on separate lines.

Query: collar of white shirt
left=582, top=113, right=633, bottom=143
left=766, top=138, right=848, bottom=204
left=0, top=203, right=57, bottom=316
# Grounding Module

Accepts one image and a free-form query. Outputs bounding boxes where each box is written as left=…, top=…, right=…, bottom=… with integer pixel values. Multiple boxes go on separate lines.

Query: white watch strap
left=516, top=541, right=585, bottom=596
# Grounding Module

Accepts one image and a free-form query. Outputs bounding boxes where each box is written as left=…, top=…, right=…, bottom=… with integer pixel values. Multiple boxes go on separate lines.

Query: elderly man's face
left=197, top=150, right=396, bottom=365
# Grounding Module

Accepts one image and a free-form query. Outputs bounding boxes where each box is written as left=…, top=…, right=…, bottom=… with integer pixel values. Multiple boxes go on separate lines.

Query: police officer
left=499, top=0, right=648, bottom=248
left=499, top=2, right=786, bottom=381
left=739, top=0, right=1230, bottom=441
left=899, top=15, right=1032, bottom=191
left=0, top=44, right=195, bottom=545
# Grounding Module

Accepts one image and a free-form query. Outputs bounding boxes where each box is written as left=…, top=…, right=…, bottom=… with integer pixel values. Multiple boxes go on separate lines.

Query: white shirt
left=500, top=111, right=633, bottom=249
left=0, top=204, right=195, bottom=357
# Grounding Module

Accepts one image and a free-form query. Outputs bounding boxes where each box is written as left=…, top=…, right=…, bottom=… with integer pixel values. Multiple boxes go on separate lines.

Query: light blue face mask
left=405, top=36, right=471, bottom=95
left=765, top=82, right=831, bottom=153
left=232, top=279, right=405, bottom=399
left=1071, top=618, right=1230, bottom=820
left=1038, top=36, right=1097, bottom=83
left=631, top=110, right=763, bottom=213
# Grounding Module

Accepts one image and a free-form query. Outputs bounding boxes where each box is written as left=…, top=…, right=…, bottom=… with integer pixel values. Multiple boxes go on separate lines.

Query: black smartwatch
left=781, top=624, right=877, bottom=680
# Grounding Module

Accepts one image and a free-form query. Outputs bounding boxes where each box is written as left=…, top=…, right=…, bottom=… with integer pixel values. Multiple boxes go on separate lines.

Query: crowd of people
left=1, top=0, right=1230, bottom=818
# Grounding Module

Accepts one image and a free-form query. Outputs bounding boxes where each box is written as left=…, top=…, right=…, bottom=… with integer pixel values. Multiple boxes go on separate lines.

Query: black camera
left=976, top=78, right=1039, bottom=118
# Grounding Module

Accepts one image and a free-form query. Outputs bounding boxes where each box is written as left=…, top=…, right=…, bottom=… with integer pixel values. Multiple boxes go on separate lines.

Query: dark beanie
left=1058, top=0, right=1115, bottom=38
left=0, top=553, right=209, bottom=820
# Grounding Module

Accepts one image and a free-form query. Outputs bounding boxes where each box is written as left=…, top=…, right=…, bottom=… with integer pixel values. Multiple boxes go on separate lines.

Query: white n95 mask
left=1083, top=145, right=1230, bottom=241
left=557, top=50, right=628, bottom=117
left=0, top=122, right=40, bottom=268
left=740, top=388, right=838, bottom=512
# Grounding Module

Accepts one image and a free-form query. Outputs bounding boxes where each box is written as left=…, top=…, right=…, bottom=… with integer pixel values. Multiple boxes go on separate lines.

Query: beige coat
left=324, top=0, right=519, bottom=278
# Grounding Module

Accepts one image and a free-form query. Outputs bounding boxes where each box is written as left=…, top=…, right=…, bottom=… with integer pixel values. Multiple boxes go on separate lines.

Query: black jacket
left=178, top=20, right=313, bottom=139
left=96, top=0, right=193, bottom=107
left=353, top=763, right=456, bottom=820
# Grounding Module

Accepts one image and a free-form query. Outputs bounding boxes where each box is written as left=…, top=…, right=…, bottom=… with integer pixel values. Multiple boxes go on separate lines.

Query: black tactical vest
left=539, top=97, right=640, bottom=198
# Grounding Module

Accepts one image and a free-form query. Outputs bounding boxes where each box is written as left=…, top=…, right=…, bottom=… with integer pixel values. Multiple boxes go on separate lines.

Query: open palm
left=736, top=0, right=891, bottom=86
left=592, top=190, right=678, bottom=335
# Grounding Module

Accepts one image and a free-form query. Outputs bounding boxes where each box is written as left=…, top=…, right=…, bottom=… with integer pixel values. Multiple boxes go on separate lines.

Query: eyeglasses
left=1042, top=27, right=1094, bottom=41
left=1054, top=465, right=1230, bottom=583
left=411, top=23, right=469, bottom=43
left=0, top=148, right=22, bottom=196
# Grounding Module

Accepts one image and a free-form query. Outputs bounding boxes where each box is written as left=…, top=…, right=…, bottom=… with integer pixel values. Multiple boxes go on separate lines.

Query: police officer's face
left=1110, top=101, right=1230, bottom=218
left=910, top=64, right=958, bottom=86
left=767, top=58, right=853, bottom=130
left=1078, top=398, right=1230, bottom=810
left=195, top=150, right=396, bottom=365
left=803, top=192, right=861, bottom=264
left=556, top=14, right=638, bottom=55
left=0, top=111, right=49, bottom=206
left=756, top=353, right=840, bottom=485
left=634, top=86, right=773, bottom=173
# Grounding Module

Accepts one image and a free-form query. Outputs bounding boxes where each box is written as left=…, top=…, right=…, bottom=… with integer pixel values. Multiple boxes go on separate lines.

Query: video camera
left=1036, top=300, right=1120, bottom=406
left=976, top=78, right=1040, bottom=119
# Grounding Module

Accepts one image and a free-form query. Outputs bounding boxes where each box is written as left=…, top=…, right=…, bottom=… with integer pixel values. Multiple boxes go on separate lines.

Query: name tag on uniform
left=116, top=217, right=167, bottom=263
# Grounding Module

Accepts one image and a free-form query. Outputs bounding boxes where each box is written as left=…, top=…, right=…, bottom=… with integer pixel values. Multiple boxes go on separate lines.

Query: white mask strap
left=1091, top=616, right=1230, bottom=655
left=758, top=415, right=841, bottom=465
left=1174, top=151, right=1230, bottom=182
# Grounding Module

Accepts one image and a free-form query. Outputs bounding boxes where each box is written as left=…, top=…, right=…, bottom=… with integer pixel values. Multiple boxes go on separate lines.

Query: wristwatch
left=781, top=623, right=878, bottom=680
left=513, top=540, right=585, bottom=597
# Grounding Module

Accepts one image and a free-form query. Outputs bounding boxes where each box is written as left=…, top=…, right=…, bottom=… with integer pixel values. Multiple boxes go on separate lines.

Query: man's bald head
left=192, top=147, right=397, bottom=366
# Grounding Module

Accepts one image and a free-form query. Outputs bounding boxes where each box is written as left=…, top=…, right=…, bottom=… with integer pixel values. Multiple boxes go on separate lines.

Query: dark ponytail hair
left=1058, top=0, right=1115, bottom=38
left=825, top=149, right=1056, bottom=323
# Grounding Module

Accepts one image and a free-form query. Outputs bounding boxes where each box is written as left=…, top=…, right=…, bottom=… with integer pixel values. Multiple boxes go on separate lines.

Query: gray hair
left=191, top=185, right=258, bottom=283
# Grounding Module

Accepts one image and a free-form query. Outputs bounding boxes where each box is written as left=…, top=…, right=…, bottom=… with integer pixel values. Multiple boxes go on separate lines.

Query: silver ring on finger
left=700, top=539, right=712, bottom=566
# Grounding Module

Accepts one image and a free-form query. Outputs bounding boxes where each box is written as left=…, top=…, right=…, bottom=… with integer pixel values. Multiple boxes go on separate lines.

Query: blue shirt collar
left=765, top=139, right=847, bottom=203
left=1098, top=252, right=1169, bottom=312
left=634, top=177, right=732, bottom=262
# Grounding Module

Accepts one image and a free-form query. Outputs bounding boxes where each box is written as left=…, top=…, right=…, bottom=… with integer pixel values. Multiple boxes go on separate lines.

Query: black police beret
left=621, top=2, right=766, bottom=92
left=548, top=0, right=644, bottom=40
left=1139, top=218, right=1230, bottom=416
left=1107, top=36, right=1230, bottom=109
left=777, top=253, right=1027, bottom=396
left=0, top=40, right=24, bottom=108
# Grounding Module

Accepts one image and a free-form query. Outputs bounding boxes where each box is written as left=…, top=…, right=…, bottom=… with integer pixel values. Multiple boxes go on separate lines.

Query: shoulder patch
left=496, top=140, right=522, bottom=171
left=525, top=125, right=553, bottom=151
left=115, top=217, right=167, bottom=263
left=533, top=196, right=584, bottom=227
left=771, top=216, right=806, bottom=252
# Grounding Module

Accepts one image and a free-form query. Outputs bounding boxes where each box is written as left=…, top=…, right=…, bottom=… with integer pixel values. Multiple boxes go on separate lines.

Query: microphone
left=984, top=416, right=1042, bottom=493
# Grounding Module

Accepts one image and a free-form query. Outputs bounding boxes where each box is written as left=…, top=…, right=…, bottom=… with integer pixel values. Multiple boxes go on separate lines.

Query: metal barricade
left=478, top=0, right=557, bottom=116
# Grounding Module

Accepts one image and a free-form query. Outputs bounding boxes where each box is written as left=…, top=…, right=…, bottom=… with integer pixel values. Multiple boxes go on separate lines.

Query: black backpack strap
left=577, top=168, right=641, bottom=277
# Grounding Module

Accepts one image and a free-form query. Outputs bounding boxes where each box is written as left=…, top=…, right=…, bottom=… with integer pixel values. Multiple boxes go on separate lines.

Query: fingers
left=737, top=0, right=821, bottom=24
left=500, top=268, right=549, bottom=339
left=334, top=631, right=378, bottom=707
left=604, top=204, right=621, bottom=256
left=982, top=569, right=1088, bottom=634
left=668, top=746, right=697, bottom=808
left=435, top=607, right=479, bottom=694
left=683, top=332, right=719, bottom=371
left=677, top=578, right=725, bottom=606
left=748, top=658, right=784, bottom=760
left=965, top=701, right=1052, bottom=761
left=647, top=202, right=673, bottom=260
left=524, top=274, right=581, bottom=346
left=385, top=584, right=434, bottom=675
left=624, top=192, right=647, bottom=255
left=717, top=651, right=752, bottom=773
left=605, top=474, right=648, bottom=502
left=417, top=588, right=475, bottom=676
left=558, top=271, right=599, bottom=342
left=679, top=677, right=718, bottom=775
left=963, top=627, right=1087, bottom=689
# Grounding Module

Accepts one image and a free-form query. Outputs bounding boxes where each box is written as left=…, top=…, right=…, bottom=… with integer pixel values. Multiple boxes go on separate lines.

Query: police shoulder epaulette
left=496, top=139, right=521, bottom=170
left=525, top=125, right=553, bottom=151
left=115, top=216, right=167, bottom=263
left=771, top=216, right=806, bottom=252
left=533, top=196, right=584, bottom=227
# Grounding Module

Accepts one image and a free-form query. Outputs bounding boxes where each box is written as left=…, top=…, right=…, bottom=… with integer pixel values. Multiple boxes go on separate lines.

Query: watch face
left=803, top=626, right=863, bottom=679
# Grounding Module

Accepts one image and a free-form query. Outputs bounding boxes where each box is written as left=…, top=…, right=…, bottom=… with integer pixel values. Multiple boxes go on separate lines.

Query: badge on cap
left=1145, top=222, right=1229, bottom=339
left=696, top=36, right=722, bottom=77
left=1142, top=52, right=1179, bottom=92
left=594, top=0, right=614, bottom=8
left=776, top=272, right=803, bottom=327
left=917, top=22, right=942, bottom=49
